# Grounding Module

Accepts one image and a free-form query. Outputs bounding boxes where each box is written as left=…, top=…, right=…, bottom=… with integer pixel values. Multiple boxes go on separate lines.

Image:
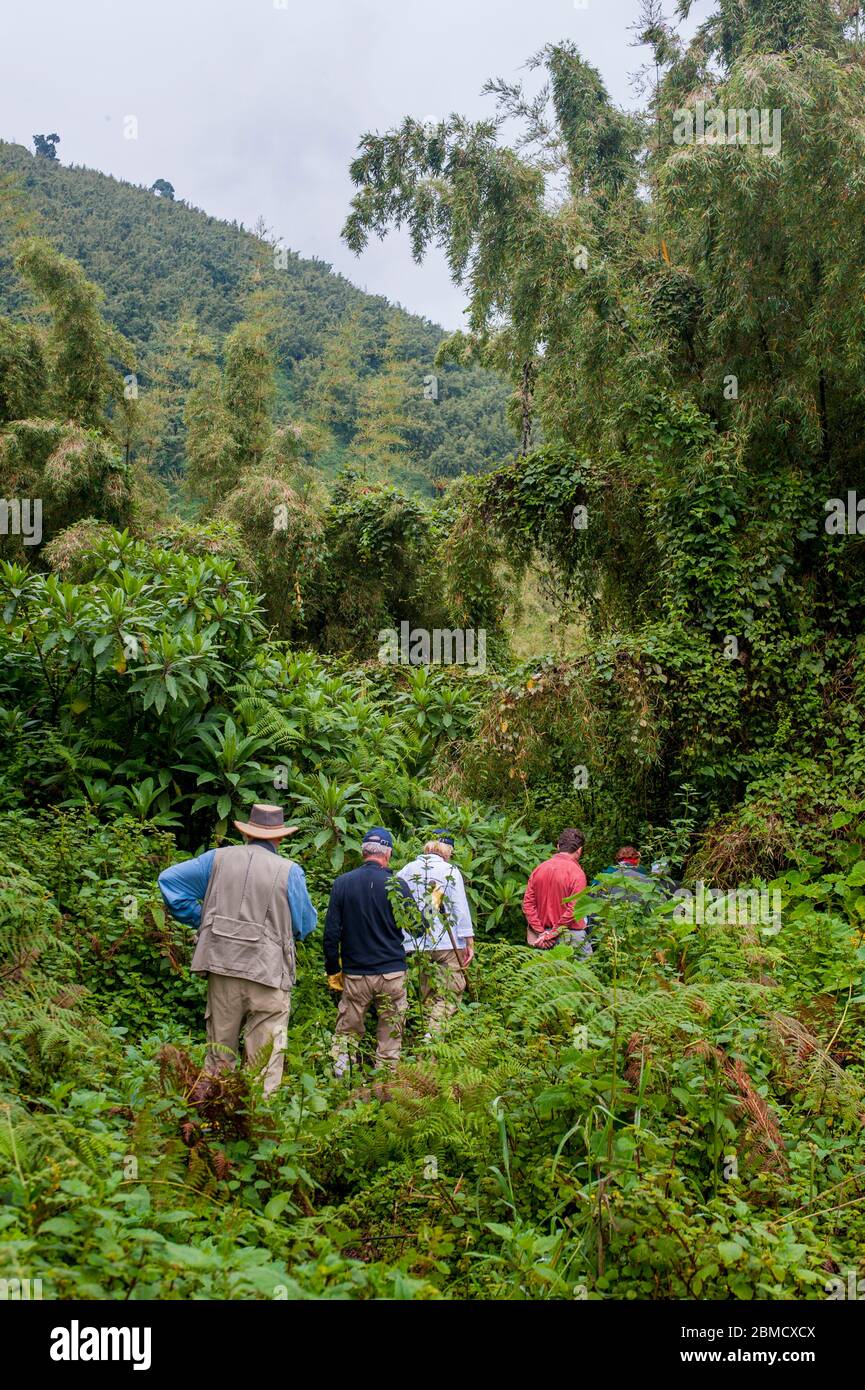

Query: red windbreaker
left=523, top=852, right=587, bottom=948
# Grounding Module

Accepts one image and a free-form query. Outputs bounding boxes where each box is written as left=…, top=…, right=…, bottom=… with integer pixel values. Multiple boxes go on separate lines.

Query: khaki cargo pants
left=418, top=949, right=467, bottom=1033
left=205, top=972, right=291, bottom=1096
left=332, top=971, right=408, bottom=1069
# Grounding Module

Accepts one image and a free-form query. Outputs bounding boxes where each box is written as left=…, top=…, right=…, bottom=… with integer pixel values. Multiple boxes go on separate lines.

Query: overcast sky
left=0, top=0, right=703, bottom=329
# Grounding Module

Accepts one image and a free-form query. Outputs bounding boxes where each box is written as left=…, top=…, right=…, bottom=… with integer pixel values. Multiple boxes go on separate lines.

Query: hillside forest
left=1, top=0, right=865, bottom=1305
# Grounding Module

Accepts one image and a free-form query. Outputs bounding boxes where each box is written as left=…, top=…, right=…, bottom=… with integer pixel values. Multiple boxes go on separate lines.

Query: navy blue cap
left=431, top=830, right=455, bottom=847
left=362, top=827, right=394, bottom=849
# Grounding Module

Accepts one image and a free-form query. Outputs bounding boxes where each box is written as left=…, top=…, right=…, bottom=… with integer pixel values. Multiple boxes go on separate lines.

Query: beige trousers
left=332, top=971, right=408, bottom=1067
left=205, top=972, right=291, bottom=1096
left=418, top=949, right=467, bottom=1032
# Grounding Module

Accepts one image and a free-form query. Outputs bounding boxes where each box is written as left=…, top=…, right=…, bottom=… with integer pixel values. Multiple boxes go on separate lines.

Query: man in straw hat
left=158, top=803, right=317, bottom=1096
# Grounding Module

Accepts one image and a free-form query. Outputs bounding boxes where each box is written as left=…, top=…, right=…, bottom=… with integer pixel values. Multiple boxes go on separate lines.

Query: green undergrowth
left=1, top=811, right=863, bottom=1300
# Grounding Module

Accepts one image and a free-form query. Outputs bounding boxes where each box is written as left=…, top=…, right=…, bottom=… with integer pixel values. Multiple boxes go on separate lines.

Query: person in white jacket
left=397, top=833, right=475, bottom=1035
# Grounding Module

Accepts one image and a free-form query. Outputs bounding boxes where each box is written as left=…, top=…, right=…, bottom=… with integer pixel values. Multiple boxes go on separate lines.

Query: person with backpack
left=584, top=846, right=657, bottom=937
left=397, top=832, right=474, bottom=1036
left=324, top=827, right=421, bottom=1076
left=591, top=846, right=655, bottom=901
left=157, top=803, right=317, bottom=1096
left=522, top=828, right=591, bottom=956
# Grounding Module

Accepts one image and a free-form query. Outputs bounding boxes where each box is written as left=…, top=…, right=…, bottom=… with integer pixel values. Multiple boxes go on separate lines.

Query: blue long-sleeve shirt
left=158, top=842, right=318, bottom=941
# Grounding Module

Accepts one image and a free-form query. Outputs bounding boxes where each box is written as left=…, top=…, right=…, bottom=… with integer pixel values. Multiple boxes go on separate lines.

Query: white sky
left=0, top=0, right=707, bottom=328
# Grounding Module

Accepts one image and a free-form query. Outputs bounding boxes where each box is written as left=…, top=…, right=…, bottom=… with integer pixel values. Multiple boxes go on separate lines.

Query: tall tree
left=184, top=349, right=235, bottom=505
left=0, top=240, right=133, bottom=550
left=341, top=7, right=865, bottom=821
left=33, top=134, right=59, bottom=160
left=351, top=322, right=412, bottom=474
left=13, top=237, right=132, bottom=431
left=308, top=310, right=368, bottom=441
left=221, top=319, right=275, bottom=473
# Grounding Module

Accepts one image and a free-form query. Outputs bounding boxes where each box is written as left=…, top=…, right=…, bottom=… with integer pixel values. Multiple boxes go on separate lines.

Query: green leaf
left=718, top=1240, right=745, bottom=1264
left=264, top=1193, right=293, bottom=1221
left=160, top=1241, right=221, bottom=1270
left=59, top=1178, right=92, bottom=1197
left=39, top=1217, right=79, bottom=1235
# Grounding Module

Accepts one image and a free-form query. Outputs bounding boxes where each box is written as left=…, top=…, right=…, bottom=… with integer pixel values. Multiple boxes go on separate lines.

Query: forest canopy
left=0, top=138, right=514, bottom=492
left=0, top=0, right=863, bottom=1312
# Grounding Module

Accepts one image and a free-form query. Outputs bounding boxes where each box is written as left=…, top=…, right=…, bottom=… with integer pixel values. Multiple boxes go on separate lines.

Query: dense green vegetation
left=0, top=139, right=514, bottom=492
left=1, top=0, right=864, bottom=1302
left=2, top=787, right=864, bottom=1298
left=342, top=1, right=865, bottom=861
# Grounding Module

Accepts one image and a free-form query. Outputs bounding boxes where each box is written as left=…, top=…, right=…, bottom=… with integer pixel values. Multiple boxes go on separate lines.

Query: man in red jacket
left=523, top=828, right=590, bottom=954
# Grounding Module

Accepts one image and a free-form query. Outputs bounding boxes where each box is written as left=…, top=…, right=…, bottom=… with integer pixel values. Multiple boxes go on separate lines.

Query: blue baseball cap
left=430, top=830, right=455, bottom=847
left=362, top=827, right=394, bottom=850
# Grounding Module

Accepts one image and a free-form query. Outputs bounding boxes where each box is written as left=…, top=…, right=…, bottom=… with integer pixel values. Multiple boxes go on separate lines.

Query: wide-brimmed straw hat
left=233, top=803, right=299, bottom=840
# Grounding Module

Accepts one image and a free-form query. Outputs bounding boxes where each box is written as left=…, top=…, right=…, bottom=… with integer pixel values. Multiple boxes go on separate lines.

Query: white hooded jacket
left=397, top=853, right=474, bottom=952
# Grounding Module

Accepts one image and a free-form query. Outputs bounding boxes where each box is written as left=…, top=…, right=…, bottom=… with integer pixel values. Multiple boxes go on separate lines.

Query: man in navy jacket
left=324, top=827, right=419, bottom=1075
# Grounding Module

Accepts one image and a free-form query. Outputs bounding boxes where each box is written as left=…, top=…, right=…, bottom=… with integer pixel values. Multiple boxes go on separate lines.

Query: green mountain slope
left=0, top=140, right=514, bottom=490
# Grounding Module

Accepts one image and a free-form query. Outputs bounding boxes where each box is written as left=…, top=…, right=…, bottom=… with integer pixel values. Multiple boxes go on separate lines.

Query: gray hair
left=423, top=840, right=453, bottom=859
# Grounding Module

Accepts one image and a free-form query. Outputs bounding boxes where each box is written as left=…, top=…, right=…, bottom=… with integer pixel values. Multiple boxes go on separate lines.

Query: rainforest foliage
left=1, top=0, right=864, bottom=1301
left=0, top=139, right=513, bottom=493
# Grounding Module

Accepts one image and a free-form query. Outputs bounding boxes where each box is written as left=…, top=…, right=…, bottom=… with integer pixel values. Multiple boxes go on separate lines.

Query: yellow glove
left=327, top=971, right=344, bottom=992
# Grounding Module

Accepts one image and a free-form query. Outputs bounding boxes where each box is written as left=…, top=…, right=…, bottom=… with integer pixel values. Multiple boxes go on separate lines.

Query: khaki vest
left=191, top=845, right=295, bottom=990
